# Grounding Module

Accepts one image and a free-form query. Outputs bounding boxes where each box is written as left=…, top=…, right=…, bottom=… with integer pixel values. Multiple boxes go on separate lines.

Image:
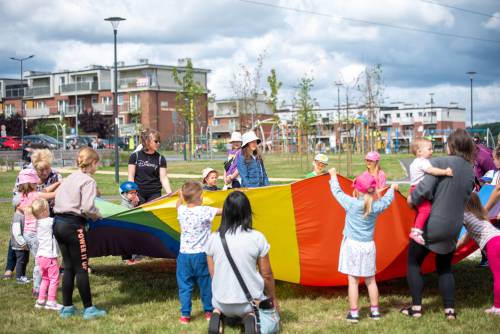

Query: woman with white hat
left=236, top=131, right=270, bottom=188
left=223, top=132, right=242, bottom=189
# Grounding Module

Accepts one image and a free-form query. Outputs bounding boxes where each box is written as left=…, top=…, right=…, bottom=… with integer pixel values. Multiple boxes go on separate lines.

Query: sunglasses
left=153, top=140, right=160, bottom=144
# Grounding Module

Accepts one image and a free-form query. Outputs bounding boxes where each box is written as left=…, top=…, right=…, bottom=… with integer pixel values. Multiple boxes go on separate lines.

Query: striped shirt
left=463, top=212, right=500, bottom=250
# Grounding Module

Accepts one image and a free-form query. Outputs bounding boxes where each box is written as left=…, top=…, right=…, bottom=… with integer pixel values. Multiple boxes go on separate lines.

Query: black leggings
left=138, top=191, right=161, bottom=205
left=53, top=215, right=92, bottom=308
left=407, top=240, right=455, bottom=308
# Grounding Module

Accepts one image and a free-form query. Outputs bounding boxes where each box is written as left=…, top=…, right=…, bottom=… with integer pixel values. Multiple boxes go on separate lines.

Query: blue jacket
left=237, top=154, right=270, bottom=188
left=330, top=177, right=394, bottom=242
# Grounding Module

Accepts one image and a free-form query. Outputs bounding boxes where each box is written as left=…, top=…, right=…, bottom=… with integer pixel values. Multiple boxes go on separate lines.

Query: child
left=329, top=168, right=397, bottom=323
left=29, top=198, right=62, bottom=310
left=457, top=193, right=500, bottom=315
left=17, top=168, right=58, bottom=296
left=306, top=153, right=329, bottom=178
left=408, top=138, right=453, bottom=245
left=202, top=168, right=220, bottom=191
left=10, top=208, right=30, bottom=284
left=176, top=181, right=222, bottom=324
left=365, top=151, right=386, bottom=191
left=224, top=132, right=242, bottom=189
left=119, top=181, right=141, bottom=264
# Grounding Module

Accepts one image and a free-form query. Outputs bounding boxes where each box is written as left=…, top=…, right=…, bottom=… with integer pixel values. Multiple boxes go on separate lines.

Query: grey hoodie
left=10, top=212, right=27, bottom=250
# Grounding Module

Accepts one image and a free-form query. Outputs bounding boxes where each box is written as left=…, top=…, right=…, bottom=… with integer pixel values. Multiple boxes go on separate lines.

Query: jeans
left=24, top=232, right=41, bottom=291
left=5, top=240, right=17, bottom=272
left=176, top=252, right=213, bottom=316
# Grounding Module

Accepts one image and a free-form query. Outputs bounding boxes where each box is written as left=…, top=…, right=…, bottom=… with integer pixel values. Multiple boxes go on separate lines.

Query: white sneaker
left=45, top=302, right=63, bottom=311
left=35, top=300, right=46, bottom=309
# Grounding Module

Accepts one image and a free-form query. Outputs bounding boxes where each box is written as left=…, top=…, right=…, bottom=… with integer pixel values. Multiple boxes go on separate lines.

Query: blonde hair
left=77, top=147, right=99, bottom=170
left=31, top=149, right=54, bottom=171
left=411, top=138, right=431, bottom=155
left=465, top=192, right=488, bottom=221
left=181, top=181, right=203, bottom=204
left=353, top=189, right=375, bottom=218
left=141, top=129, right=160, bottom=150
left=25, top=198, right=49, bottom=219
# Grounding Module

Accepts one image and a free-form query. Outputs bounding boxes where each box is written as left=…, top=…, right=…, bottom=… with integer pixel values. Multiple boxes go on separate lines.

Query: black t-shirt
left=128, top=150, right=167, bottom=195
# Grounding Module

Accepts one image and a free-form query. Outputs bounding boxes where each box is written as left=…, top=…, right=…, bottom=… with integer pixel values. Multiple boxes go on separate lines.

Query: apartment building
left=209, top=94, right=274, bottom=140
left=1, top=59, right=210, bottom=140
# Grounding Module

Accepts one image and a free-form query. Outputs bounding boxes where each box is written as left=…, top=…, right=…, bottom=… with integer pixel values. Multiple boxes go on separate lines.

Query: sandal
left=400, top=306, right=422, bottom=318
left=445, top=310, right=457, bottom=320
left=208, top=312, right=223, bottom=334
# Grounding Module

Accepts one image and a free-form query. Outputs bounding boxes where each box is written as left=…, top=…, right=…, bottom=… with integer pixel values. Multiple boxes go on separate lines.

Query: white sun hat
left=202, top=167, right=218, bottom=183
left=241, top=131, right=262, bottom=147
left=229, top=132, right=242, bottom=143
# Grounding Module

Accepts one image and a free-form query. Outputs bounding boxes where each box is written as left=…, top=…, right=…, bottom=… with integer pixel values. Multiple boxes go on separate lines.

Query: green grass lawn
left=2, top=153, right=497, bottom=333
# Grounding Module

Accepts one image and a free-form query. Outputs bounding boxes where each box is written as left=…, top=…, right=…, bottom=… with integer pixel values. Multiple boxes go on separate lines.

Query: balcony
left=5, top=87, right=25, bottom=98
left=118, top=77, right=153, bottom=89
left=60, top=81, right=98, bottom=94
left=25, top=107, right=50, bottom=118
left=24, top=86, right=51, bottom=97
left=210, top=123, right=239, bottom=134
left=92, top=103, right=113, bottom=115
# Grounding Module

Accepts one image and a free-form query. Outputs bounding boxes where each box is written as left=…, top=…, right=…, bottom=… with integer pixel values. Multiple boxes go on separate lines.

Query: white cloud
left=483, top=14, right=500, bottom=31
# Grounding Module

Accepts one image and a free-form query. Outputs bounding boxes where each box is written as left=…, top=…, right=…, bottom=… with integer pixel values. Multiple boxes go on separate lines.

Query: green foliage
left=0, top=113, right=24, bottom=136
left=31, top=119, right=63, bottom=138
left=294, top=75, right=317, bottom=135
left=172, top=59, right=205, bottom=123
left=266, top=68, right=282, bottom=114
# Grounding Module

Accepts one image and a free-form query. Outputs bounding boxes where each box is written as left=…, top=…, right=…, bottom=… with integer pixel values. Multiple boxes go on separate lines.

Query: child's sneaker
left=34, top=300, right=46, bottom=309
left=32, top=288, right=39, bottom=298
left=369, top=312, right=381, bottom=320
left=409, top=228, right=425, bottom=245
left=179, top=316, right=191, bottom=324
left=204, top=311, right=213, bottom=321
left=45, top=301, right=63, bottom=311
left=485, top=306, right=500, bottom=315
left=60, top=305, right=77, bottom=319
left=83, top=306, right=107, bottom=320
left=16, top=276, right=31, bottom=284
left=346, top=312, right=359, bottom=323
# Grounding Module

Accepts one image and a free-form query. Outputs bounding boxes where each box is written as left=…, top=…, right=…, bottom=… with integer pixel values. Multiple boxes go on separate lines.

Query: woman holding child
left=403, top=129, right=475, bottom=320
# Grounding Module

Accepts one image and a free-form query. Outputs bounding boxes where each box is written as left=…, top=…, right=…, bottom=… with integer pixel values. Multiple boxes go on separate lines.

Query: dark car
left=105, top=137, right=127, bottom=150
left=0, top=136, right=22, bottom=150
left=65, top=135, right=96, bottom=149
left=23, top=134, right=61, bottom=149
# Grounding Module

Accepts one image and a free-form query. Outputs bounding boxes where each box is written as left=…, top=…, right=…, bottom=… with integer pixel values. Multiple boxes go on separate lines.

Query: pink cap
left=352, top=172, right=377, bottom=194
left=18, top=168, right=41, bottom=185
left=365, top=151, right=380, bottom=161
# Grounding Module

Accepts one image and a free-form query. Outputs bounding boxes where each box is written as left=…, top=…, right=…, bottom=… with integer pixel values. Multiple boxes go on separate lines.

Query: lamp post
left=335, top=81, right=342, bottom=151
left=466, top=71, right=476, bottom=129
left=9, top=55, right=34, bottom=145
left=105, top=16, right=125, bottom=184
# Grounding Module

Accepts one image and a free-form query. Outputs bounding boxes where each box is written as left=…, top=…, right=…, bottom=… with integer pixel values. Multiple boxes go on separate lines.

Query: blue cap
left=119, top=181, right=139, bottom=194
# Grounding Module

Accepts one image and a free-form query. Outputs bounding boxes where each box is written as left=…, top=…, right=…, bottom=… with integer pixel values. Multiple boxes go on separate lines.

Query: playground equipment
left=88, top=174, right=477, bottom=286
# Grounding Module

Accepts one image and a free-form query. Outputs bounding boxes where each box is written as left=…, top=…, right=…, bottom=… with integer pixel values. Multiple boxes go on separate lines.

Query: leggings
left=5, top=240, right=17, bottom=272
left=407, top=240, right=455, bottom=308
left=53, top=214, right=92, bottom=308
left=486, top=236, right=500, bottom=308
left=138, top=191, right=161, bottom=205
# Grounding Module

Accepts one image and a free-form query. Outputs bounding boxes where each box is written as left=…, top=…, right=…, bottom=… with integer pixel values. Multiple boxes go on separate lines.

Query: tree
left=173, top=58, right=206, bottom=160
left=0, top=113, right=26, bottom=137
left=79, top=112, right=113, bottom=138
left=266, top=68, right=282, bottom=115
left=294, top=75, right=317, bottom=160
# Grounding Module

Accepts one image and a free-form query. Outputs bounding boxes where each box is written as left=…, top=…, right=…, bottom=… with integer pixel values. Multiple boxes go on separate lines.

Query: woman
left=402, top=129, right=475, bottom=319
left=237, top=131, right=270, bottom=188
left=205, top=191, right=279, bottom=333
left=3, top=149, right=62, bottom=280
left=53, top=147, right=106, bottom=319
left=224, top=132, right=242, bottom=189
left=128, top=129, right=172, bottom=204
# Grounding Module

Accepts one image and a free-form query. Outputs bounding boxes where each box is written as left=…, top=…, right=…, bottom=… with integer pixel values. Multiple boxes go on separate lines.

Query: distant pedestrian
left=224, top=132, right=242, bottom=189
left=305, top=153, right=329, bottom=178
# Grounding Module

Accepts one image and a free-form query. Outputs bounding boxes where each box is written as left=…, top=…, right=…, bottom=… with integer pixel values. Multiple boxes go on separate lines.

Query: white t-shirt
left=177, top=205, right=218, bottom=254
left=410, top=157, right=432, bottom=186
left=483, top=170, right=500, bottom=186
left=36, top=217, right=59, bottom=258
left=205, top=228, right=270, bottom=304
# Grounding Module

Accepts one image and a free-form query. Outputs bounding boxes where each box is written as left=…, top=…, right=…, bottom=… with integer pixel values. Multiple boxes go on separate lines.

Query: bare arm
left=257, top=254, right=279, bottom=311
left=38, top=191, right=56, bottom=200
left=128, top=164, right=136, bottom=182
left=485, top=182, right=500, bottom=212
left=159, top=167, right=172, bottom=194
left=456, top=233, right=471, bottom=249
left=176, top=190, right=183, bottom=209
left=207, top=255, right=214, bottom=278
left=425, top=166, right=453, bottom=177
left=43, top=181, right=60, bottom=192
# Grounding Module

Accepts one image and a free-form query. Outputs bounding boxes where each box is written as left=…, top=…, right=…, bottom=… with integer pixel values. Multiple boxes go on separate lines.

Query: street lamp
left=466, top=71, right=476, bottom=129
left=105, top=16, right=125, bottom=184
left=9, top=55, right=34, bottom=146
left=335, top=81, right=342, bottom=153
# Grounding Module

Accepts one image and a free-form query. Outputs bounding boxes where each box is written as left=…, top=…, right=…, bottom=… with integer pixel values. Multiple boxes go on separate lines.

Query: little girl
left=29, top=198, right=62, bottom=310
left=17, top=168, right=58, bottom=296
left=329, top=168, right=397, bottom=323
left=457, top=192, right=500, bottom=315
left=365, top=151, right=386, bottom=191
left=408, top=138, right=453, bottom=245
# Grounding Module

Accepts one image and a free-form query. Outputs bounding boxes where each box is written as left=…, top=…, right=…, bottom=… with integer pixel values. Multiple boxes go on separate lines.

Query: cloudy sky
left=1, top=0, right=499, bottom=124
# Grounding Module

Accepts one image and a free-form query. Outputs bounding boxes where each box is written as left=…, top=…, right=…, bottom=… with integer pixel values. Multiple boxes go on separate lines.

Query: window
left=36, top=101, right=45, bottom=109
left=396, top=113, right=400, bottom=118
left=212, top=119, right=219, bottom=125
left=91, top=96, right=97, bottom=104
left=117, top=94, right=124, bottom=105
left=5, top=104, right=16, bottom=117
left=101, top=96, right=112, bottom=105
left=59, top=76, right=65, bottom=86
left=129, top=94, right=141, bottom=110
left=58, top=100, right=68, bottom=112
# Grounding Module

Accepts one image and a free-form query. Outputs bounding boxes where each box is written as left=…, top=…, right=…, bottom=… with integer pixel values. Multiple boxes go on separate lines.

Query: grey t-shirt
left=205, top=228, right=270, bottom=304
left=411, top=155, right=474, bottom=254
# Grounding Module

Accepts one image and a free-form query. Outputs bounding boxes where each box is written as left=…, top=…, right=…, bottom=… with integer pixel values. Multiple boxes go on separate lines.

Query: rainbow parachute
left=88, top=174, right=478, bottom=286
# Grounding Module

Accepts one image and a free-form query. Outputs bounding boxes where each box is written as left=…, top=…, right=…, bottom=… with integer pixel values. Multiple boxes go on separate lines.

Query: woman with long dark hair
left=402, top=129, right=475, bottom=320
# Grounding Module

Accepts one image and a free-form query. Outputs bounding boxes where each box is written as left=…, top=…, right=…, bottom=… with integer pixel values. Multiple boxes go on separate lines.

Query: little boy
left=202, top=168, right=220, bottom=191
left=305, top=154, right=329, bottom=178
left=10, top=211, right=30, bottom=284
left=409, top=138, right=453, bottom=244
left=119, top=181, right=141, bottom=264
left=176, top=181, right=221, bottom=324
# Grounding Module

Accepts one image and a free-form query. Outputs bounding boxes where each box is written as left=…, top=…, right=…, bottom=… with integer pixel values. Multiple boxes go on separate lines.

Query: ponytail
left=363, top=193, right=374, bottom=218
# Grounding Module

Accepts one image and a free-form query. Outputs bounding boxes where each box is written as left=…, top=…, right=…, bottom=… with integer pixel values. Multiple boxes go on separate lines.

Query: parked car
left=0, top=136, right=22, bottom=150
left=23, top=134, right=61, bottom=149
left=65, top=135, right=96, bottom=149
left=104, top=137, right=127, bottom=150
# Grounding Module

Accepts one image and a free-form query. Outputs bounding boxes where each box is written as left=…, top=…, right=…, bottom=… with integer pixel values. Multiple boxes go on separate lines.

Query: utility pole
left=9, top=55, right=34, bottom=144
left=466, top=71, right=476, bottom=129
